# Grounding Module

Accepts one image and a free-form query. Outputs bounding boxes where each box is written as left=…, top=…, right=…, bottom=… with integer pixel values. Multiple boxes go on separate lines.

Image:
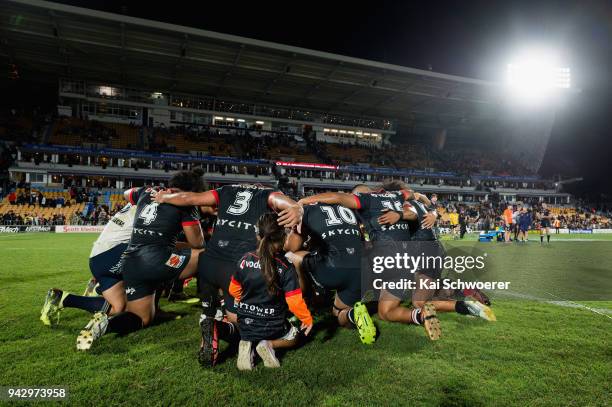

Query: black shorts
left=238, top=318, right=296, bottom=343
left=89, top=243, right=127, bottom=293
left=302, top=251, right=361, bottom=306
left=197, top=252, right=238, bottom=314
left=122, top=246, right=192, bottom=301
left=540, top=220, right=551, bottom=228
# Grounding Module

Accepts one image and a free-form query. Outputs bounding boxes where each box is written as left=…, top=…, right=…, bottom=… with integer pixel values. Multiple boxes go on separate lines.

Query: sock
left=411, top=308, right=422, bottom=325
left=107, top=312, right=143, bottom=335
left=199, top=284, right=219, bottom=319
left=540, top=235, right=544, bottom=243
left=218, top=321, right=239, bottom=343
left=346, top=308, right=356, bottom=327
left=62, top=293, right=108, bottom=313
left=547, top=235, right=550, bottom=243
left=455, top=300, right=470, bottom=315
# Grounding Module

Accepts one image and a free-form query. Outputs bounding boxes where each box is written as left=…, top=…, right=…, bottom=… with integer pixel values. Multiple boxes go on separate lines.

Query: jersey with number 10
left=125, top=187, right=200, bottom=251
left=207, top=184, right=279, bottom=262
left=301, top=203, right=362, bottom=268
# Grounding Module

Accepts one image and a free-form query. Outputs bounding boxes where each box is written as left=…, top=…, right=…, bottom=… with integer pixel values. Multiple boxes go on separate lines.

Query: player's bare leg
left=377, top=290, right=440, bottom=340
left=102, top=281, right=126, bottom=315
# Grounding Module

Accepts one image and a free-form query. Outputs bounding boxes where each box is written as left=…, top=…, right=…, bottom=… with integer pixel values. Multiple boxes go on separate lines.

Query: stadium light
left=505, top=49, right=570, bottom=104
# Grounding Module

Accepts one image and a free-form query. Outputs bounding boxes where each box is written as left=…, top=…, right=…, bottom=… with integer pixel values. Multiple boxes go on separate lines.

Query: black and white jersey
left=301, top=203, right=362, bottom=268
left=207, top=184, right=280, bottom=262
left=353, top=190, right=412, bottom=241
left=407, top=199, right=437, bottom=241
left=125, top=187, right=200, bottom=251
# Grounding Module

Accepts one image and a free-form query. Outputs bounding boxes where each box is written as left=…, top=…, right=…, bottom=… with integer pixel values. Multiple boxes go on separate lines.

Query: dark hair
left=256, top=212, right=286, bottom=297
left=381, top=179, right=409, bottom=191
left=352, top=184, right=371, bottom=194
left=169, top=169, right=205, bottom=192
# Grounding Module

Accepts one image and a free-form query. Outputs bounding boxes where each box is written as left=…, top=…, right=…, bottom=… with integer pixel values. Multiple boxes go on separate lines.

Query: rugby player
left=153, top=184, right=303, bottom=367
left=40, top=203, right=136, bottom=326
left=539, top=204, right=552, bottom=243
left=76, top=169, right=206, bottom=350
left=298, top=182, right=443, bottom=340
left=400, top=192, right=495, bottom=321
left=230, top=213, right=313, bottom=370
left=284, top=201, right=377, bottom=344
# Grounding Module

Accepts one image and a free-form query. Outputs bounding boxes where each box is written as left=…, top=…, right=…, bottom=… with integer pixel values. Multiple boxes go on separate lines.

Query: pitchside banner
left=360, top=241, right=611, bottom=301
left=0, top=226, right=53, bottom=233
left=55, top=225, right=105, bottom=233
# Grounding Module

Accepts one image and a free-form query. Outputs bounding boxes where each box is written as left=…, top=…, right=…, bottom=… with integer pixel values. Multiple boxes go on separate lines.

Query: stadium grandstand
left=0, top=0, right=610, bottom=231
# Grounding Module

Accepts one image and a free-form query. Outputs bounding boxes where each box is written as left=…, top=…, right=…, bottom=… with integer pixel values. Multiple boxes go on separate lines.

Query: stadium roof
left=1, top=0, right=505, bottom=129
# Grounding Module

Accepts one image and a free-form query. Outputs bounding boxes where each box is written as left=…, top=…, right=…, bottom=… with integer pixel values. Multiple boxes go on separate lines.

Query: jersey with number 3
left=353, top=190, right=412, bottom=241
left=126, top=187, right=200, bottom=250
left=207, top=184, right=279, bottom=262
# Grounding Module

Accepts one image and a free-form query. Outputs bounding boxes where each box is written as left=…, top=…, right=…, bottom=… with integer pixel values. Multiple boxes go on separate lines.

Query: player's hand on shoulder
left=421, top=211, right=437, bottom=229
left=377, top=208, right=401, bottom=225
left=278, top=204, right=303, bottom=228
left=152, top=189, right=171, bottom=203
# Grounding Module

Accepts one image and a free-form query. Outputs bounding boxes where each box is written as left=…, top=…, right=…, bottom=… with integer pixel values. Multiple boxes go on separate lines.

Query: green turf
left=0, top=234, right=610, bottom=406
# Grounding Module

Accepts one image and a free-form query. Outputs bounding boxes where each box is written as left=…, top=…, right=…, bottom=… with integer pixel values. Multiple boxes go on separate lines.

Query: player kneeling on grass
left=40, top=203, right=137, bottom=326
left=76, top=170, right=206, bottom=351
left=229, top=213, right=313, bottom=370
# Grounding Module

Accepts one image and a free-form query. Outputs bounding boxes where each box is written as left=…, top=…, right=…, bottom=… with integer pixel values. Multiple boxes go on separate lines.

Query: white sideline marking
left=496, top=290, right=612, bottom=319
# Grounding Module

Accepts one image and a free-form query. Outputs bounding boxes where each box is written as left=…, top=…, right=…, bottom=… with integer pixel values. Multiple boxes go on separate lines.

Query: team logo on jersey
left=165, top=254, right=186, bottom=269
left=125, top=287, right=136, bottom=296
left=218, top=240, right=229, bottom=248
left=346, top=248, right=355, bottom=255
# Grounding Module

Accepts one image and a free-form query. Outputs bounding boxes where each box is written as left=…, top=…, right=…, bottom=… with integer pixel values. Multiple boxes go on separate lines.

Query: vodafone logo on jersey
left=240, top=259, right=261, bottom=269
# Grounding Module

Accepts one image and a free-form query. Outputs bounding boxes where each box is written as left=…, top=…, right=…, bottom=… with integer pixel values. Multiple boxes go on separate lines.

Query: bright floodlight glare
left=505, top=51, right=570, bottom=104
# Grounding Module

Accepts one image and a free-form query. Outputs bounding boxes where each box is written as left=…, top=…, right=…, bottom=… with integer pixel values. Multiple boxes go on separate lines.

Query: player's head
left=256, top=212, right=286, bottom=296
left=352, top=184, right=372, bottom=194
left=381, top=179, right=409, bottom=191
left=169, top=168, right=205, bottom=192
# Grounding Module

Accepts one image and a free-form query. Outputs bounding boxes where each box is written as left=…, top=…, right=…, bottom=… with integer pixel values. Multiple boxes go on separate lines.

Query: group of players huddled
left=40, top=168, right=495, bottom=370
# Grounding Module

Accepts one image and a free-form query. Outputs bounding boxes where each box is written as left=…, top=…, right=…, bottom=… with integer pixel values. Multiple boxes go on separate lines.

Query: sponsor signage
left=275, top=161, right=339, bottom=170
left=568, top=229, right=593, bottom=234
left=0, top=225, right=52, bottom=233
left=55, top=225, right=105, bottom=233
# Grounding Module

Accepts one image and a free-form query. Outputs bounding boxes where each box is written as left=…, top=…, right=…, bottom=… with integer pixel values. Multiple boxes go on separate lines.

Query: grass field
left=0, top=234, right=610, bottom=406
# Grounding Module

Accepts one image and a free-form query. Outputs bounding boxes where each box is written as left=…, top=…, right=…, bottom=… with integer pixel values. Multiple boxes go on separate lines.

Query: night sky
left=48, top=1, right=612, bottom=199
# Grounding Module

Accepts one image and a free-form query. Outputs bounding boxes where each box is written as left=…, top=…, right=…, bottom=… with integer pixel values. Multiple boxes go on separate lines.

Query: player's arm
left=269, top=193, right=303, bottom=228
left=284, top=227, right=305, bottom=252
left=123, top=187, right=142, bottom=205
left=154, top=190, right=218, bottom=207
left=378, top=204, right=417, bottom=225
left=413, top=192, right=438, bottom=229
left=199, top=205, right=218, bottom=216
left=181, top=207, right=204, bottom=249
left=228, top=275, right=242, bottom=303
left=285, top=288, right=313, bottom=335
left=298, top=192, right=360, bottom=209
left=182, top=222, right=204, bottom=249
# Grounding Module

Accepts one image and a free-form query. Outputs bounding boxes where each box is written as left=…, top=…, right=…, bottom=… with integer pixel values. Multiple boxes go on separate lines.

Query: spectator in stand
left=8, top=190, right=16, bottom=205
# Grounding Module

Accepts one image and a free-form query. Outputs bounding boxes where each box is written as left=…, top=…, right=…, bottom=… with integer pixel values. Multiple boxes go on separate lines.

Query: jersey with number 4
left=353, top=190, right=412, bottom=241
left=125, top=187, right=200, bottom=250
left=301, top=203, right=362, bottom=268
left=207, top=184, right=279, bottom=262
